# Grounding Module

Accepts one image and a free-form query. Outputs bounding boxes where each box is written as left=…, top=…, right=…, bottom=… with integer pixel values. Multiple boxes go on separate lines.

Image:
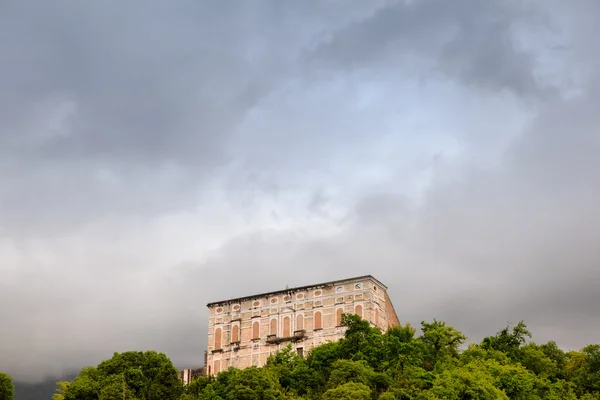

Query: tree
left=431, top=363, right=508, bottom=400
left=338, top=313, right=384, bottom=369
left=420, top=320, right=466, bottom=370
left=322, top=382, right=371, bottom=400
left=52, top=381, right=71, bottom=400
left=481, top=321, right=531, bottom=361
left=61, top=351, right=183, bottom=400
left=0, top=372, right=14, bottom=400
left=327, top=359, right=374, bottom=389
left=50, top=315, right=600, bottom=399
left=384, top=323, right=423, bottom=373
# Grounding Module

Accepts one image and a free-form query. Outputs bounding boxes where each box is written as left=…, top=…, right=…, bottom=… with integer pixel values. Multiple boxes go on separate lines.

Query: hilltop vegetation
left=54, top=314, right=600, bottom=399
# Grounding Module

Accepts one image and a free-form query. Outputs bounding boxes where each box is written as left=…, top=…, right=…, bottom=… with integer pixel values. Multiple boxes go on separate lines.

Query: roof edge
left=206, top=274, right=387, bottom=307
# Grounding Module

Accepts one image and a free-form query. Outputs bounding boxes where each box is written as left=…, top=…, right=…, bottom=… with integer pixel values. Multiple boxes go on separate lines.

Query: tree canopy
left=57, top=351, right=182, bottom=400
left=0, top=372, right=14, bottom=400
left=56, top=315, right=600, bottom=399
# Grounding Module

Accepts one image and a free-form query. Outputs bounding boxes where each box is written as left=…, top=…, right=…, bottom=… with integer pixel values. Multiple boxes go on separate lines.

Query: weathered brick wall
left=384, top=290, right=400, bottom=328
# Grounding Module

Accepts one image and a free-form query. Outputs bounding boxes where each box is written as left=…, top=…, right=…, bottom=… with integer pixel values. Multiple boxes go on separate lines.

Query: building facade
left=204, top=275, right=399, bottom=375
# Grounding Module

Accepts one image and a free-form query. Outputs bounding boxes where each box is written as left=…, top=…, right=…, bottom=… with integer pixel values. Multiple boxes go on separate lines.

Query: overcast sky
left=2, top=0, right=599, bottom=382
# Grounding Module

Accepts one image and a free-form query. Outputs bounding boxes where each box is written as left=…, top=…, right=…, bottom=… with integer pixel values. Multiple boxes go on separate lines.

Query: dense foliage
left=0, top=372, right=15, bottom=400
left=55, top=351, right=182, bottom=400
left=58, top=315, right=600, bottom=399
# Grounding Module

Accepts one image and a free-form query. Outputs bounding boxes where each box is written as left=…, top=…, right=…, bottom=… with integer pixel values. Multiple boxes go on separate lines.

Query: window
left=231, top=324, right=239, bottom=343
left=297, top=347, right=304, bottom=357
left=208, top=365, right=211, bottom=375
left=296, top=314, right=304, bottom=331
left=283, top=316, right=291, bottom=337
left=214, top=360, right=221, bottom=374
left=375, top=308, right=379, bottom=325
left=252, top=321, right=260, bottom=339
left=314, top=311, right=322, bottom=329
left=355, top=304, right=363, bottom=318
left=336, top=308, right=343, bottom=326
left=270, top=319, right=278, bottom=336
left=214, top=328, right=222, bottom=349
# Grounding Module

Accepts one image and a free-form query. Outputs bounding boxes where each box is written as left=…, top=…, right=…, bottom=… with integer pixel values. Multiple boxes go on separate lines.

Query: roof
left=206, top=274, right=387, bottom=307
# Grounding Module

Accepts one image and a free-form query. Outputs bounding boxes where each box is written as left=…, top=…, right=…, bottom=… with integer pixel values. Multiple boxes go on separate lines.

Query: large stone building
left=204, top=275, right=399, bottom=375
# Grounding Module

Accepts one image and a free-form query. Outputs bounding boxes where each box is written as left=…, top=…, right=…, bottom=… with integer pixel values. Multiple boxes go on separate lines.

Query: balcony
left=266, top=330, right=306, bottom=345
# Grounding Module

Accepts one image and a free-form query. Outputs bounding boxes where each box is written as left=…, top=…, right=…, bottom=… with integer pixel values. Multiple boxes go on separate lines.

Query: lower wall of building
left=208, top=328, right=347, bottom=373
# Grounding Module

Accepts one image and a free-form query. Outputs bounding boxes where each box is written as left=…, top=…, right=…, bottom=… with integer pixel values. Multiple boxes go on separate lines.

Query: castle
left=201, top=275, right=399, bottom=376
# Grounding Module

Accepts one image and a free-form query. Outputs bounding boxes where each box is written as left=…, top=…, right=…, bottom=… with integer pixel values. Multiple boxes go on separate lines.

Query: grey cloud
left=0, top=1, right=384, bottom=234
left=174, top=53, right=600, bottom=371
left=307, top=188, right=330, bottom=218
left=185, top=82, right=600, bottom=355
left=306, top=0, right=554, bottom=98
left=0, top=0, right=404, bottom=239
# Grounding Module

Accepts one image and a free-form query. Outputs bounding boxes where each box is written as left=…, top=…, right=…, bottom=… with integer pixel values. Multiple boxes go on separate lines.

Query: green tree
left=183, top=375, right=211, bottom=398
left=327, top=359, right=374, bottom=388
left=481, top=321, right=531, bottom=361
left=52, top=381, right=71, bottom=400
left=49, top=315, right=600, bottom=400
left=384, top=323, right=423, bottom=373
left=0, top=372, right=14, bottom=400
left=338, top=313, right=385, bottom=369
left=63, top=366, right=101, bottom=400
left=62, top=351, right=182, bottom=400
left=520, top=342, right=561, bottom=380
left=419, top=320, right=466, bottom=370
left=378, top=392, right=396, bottom=400
left=306, top=341, right=342, bottom=383
left=322, top=382, right=371, bottom=400
left=431, top=363, right=508, bottom=400
left=569, top=344, right=600, bottom=396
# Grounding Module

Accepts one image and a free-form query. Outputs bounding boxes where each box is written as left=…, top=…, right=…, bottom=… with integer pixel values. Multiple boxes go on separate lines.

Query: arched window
left=296, top=314, right=304, bottom=331
left=231, top=324, right=239, bottom=343
left=214, top=360, right=221, bottom=374
left=283, top=316, right=291, bottom=337
left=252, top=321, right=260, bottom=339
left=336, top=308, right=343, bottom=326
left=314, top=311, right=322, bottom=329
left=355, top=304, right=363, bottom=318
left=270, top=318, right=278, bottom=336
left=208, top=365, right=211, bottom=376
left=214, top=327, right=222, bottom=349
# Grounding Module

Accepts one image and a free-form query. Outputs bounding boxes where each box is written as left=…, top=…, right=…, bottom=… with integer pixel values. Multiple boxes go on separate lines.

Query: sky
left=1, top=0, right=599, bottom=382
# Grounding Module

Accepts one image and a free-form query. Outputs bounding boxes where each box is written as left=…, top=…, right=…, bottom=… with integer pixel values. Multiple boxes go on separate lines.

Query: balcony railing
left=266, top=330, right=306, bottom=344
